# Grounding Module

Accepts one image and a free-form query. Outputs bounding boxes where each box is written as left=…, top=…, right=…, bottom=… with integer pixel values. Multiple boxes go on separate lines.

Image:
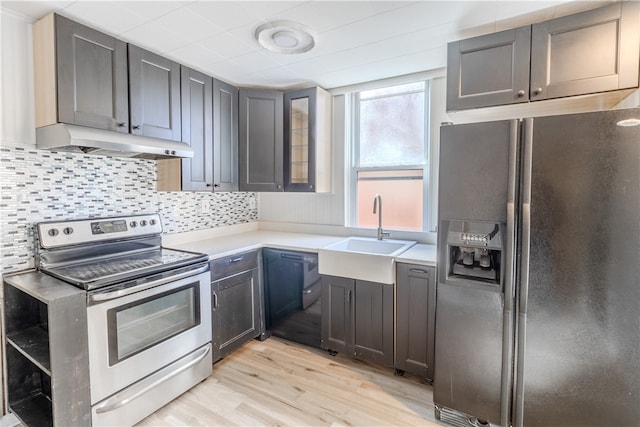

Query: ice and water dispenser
left=443, top=220, right=503, bottom=287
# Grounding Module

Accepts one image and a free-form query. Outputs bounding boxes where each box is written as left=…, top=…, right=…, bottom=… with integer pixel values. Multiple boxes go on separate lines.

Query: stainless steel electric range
left=35, top=213, right=212, bottom=427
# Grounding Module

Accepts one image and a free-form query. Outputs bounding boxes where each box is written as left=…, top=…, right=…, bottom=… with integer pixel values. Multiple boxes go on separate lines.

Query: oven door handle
left=88, top=263, right=209, bottom=303
left=94, top=344, right=211, bottom=414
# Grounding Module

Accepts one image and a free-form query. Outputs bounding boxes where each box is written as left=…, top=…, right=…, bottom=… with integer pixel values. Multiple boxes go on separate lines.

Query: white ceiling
left=1, top=0, right=615, bottom=90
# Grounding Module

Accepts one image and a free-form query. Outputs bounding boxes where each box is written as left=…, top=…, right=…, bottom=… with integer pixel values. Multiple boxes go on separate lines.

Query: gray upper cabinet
left=180, top=66, right=213, bottom=191
left=446, top=26, right=531, bottom=111
left=395, top=263, right=436, bottom=380
left=34, top=13, right=128, bottom=131
left=128, top=45, right=181, bottom=141
left=530, top=2, right=640, bottom=101
left=284, top=87, right=332, bottom=193
left=239, top=89, right=284, bottom=192
left=214, top=79, right=239, bottom=192
left=447, top=2, right=640, bottom=111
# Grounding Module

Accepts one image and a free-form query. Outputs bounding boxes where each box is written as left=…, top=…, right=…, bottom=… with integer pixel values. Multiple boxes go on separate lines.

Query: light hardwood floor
left=137, top=337, right=445, bottom=426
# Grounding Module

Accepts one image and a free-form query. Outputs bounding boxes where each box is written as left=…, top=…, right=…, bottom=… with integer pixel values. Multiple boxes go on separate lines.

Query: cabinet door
left=396, top=264, right=436, bottom=379
left=212, top=269, right=260, bottom=362
left=530, top=2, right=640, bottom=101
left=284, top=87, right=316, bottom=192
left=446, top=26, right=531, bottom=110
left=129, top=45, right=181, bottom=141
left=239, top=89, right=284, bottom=192
left=55, top=14, right=128, bottom=131
left=180, top=66, right=213, bottom=191
left=321, top=275, right=354, bottom=354
left=213, top=79, right=239, bottom=192
left=353, top=280, right=393, bottom=366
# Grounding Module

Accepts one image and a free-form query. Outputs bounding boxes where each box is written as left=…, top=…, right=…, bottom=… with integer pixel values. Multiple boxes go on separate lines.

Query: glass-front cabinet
left=284, top=87, right=332, bottom=192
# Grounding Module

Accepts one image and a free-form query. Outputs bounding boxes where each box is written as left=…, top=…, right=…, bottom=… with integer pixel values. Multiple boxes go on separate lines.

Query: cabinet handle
left=132, top=125, right=141, bottom=130
left=116, top=122, right=126, bottom=128
left=206, top=183, right=212, bottom=187
left=227, top=257, right=243, bottom=263
left=409, top=268, right=429, bottom=275
left=212, top=292, right=218, bottom=309
left=532, top=88, right=542, bottom=96
left=214, top=184, right=220, bottom=188
left=516, top=90, right=525, bottom=97
left=347, top=289, right=352, bottom=304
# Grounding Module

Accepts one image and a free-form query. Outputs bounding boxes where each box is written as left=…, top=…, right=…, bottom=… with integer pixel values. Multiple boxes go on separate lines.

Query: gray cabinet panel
left=239, top=89, right=284, bottom=192
left=210, top=251, right=262, bottom=362
left=447, top=26, right=531, bottom=110
left=180, top=66, right=213, bottom=191
left=530, top=1, right=640, bottom=100
left=213, top=79, right=239, bottom=192
left=55, top=14, right=128, bottom=132
left=321, top=275, right=393, bottom=366
left=353, top=280, right=393, bottom=367
left=395, top=263, right=436, bottom=379
left=321, top=275, right=353, bottom=354
left=129, top=45, right=181, bottom=141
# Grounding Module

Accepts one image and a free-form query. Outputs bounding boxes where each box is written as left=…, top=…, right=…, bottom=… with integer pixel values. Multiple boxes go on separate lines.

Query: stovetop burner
left=36, top=214, right=210, bottom=290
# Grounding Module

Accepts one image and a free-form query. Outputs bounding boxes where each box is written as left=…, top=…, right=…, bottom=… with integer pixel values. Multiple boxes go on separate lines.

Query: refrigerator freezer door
left=435, top=119, right=519, bottom=425
left=515, top=108, right=640, bottom=427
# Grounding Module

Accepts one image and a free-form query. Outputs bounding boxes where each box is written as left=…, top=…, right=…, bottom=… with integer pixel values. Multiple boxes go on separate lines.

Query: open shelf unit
left=3, top=270, right=91, bottom=426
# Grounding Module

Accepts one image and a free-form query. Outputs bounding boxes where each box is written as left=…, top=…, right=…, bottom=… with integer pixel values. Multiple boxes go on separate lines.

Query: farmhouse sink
left=318, top=237, right=416, bottom=284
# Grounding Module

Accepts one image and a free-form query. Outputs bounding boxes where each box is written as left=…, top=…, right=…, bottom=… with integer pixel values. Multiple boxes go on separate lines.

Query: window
left=349, top=81, right=431, bottom=232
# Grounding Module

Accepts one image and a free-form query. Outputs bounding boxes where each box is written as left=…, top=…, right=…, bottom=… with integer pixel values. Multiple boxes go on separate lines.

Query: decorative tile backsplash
left=0, top=145, right=257, bottom=275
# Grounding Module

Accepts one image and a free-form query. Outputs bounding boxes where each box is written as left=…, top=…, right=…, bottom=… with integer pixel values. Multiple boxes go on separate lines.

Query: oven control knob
left=149, top=219, right=157, bottom=226
left=130, top=221, right=137, bottom=228
left=63, top=227, right=73, bottom=235
left=48, top=228, right=59, bottom=237
left=140, top=220, right=147, bottom=226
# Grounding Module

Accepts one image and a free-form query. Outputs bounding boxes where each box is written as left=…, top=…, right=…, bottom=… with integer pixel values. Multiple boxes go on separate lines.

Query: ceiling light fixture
left=255, top=20, right=316, bottom=54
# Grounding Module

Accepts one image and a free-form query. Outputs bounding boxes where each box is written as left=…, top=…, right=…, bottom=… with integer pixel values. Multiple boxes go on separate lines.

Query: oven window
left=107, top=283, right=201, bottom=365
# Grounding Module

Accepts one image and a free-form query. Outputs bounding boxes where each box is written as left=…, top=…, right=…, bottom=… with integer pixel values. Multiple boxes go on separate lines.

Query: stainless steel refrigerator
left=433, top=108, right=640, bottom=427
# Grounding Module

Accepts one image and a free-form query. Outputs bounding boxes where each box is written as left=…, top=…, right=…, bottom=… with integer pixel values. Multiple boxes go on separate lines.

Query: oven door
left=86, top=264, right=211, bottom=405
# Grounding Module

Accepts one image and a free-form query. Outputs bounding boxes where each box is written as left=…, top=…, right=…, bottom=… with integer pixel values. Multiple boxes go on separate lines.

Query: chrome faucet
left=373, top=194, right=390, bottom=240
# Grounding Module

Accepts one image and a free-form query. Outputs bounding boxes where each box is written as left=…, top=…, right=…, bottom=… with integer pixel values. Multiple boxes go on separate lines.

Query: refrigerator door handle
left=513, top=117, right=534, bottom=427
left=500, top=119, right=520, bottom=427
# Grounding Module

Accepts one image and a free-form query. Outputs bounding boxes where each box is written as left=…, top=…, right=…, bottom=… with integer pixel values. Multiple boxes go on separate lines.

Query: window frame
left=347, top=80, right=433, bottom=232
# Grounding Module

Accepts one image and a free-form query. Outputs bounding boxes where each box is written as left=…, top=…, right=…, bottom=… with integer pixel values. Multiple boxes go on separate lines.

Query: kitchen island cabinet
left=210, top=250, right=264, bottom=362
left=321, top=275, right=393, bottom=367
left=447, top=1, right=640, bottom=110
left=395, top=263, right=436, bottom=380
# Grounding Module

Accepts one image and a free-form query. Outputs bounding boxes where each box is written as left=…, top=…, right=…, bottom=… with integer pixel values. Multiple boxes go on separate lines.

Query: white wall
left=1, top=8, right=36, bottom=146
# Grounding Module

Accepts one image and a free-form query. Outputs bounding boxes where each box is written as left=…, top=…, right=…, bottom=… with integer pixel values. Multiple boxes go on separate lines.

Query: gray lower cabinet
left=3, top=271, right=90, bottom=427
left=34, top=13, right=129, bottom=131
left=128, top=45, right=181, bottom=141
left=238, top=88, right=284, bottom=192
left=321, top=275, right=393, bottom=367
left=210, top=250, right=264, bottom=362
left=180, top=66, right=213, bottom=191
left=395, top=263, right=436, bottom=380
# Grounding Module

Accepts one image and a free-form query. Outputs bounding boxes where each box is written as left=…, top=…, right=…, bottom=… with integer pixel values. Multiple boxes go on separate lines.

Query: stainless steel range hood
left=36, top=123, right=194, bottom=160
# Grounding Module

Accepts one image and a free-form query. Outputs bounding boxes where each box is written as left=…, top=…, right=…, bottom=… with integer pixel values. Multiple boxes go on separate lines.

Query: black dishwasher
left=262, top=248, right=321, bottom=348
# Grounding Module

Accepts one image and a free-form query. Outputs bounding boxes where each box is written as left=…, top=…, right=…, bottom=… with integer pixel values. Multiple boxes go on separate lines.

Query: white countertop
left=164, top=225, right=437, bottom=266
